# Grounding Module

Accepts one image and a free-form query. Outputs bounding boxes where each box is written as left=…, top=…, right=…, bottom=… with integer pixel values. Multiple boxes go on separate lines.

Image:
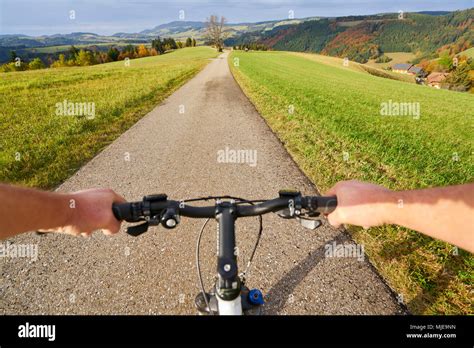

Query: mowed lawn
left=230, top=50, right=474, bottom=314
left=0, top=47, right=218, bottom=188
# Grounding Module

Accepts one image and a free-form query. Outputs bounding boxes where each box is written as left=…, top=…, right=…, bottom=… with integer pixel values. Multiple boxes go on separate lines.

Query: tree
left=443, top=61, right=472, bottom=91
left=137, top=44, right=149, bottom=57
left=185, top=37, right=193, bottom=47
left=123, top=45, right=137, bottom=57
left=69, top=45, right=79, bottom=60
left=51, top=54, right=68, bottom=68
left=75, top=50, right=96, bottom=66
left=152, top=37, right=164, bottom=54
left=28, top=58, right=45, bottom=70
left=1, top=61, right=28, bottom=72
left=438, top=52, right=453, bottom=71
left=177, top=41, right=183, bottom=49
left=107, top=47, right=120, bottom=61
left=162, top=38, right=177, bottom=50
left=205, top=15, right=227, bottom=52
left=9, top=51, right=17, bottom=62
left=192, top=38, right=197, bottom=47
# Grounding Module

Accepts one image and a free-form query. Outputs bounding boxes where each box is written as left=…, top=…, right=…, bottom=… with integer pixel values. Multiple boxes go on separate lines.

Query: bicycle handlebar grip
left=307, top=196, right=337, bottom=214
left=112, top=202, right=132, bottom=221
left=319, top=196, right=337, bottom=214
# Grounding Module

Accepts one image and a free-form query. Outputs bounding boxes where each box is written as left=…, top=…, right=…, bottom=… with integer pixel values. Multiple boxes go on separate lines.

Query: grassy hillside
left=459, top=47, right=474, bottom=59
left=291, top=52, right=415, bottom=83
left=365, top=52, right=416, bottom=69
left=0, top=47, right=218, bottom=188
left=230, top=50, right=473, bottom=314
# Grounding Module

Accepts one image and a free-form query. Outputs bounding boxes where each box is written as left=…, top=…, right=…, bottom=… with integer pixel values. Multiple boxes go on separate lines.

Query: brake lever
left=126, top=222, right=150, bottom=236
left=296, top=216, right=322, bottom=230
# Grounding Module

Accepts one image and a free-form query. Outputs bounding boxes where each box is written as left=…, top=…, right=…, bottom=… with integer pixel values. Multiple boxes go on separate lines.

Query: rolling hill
left=245, top=9, right=474, bottom=63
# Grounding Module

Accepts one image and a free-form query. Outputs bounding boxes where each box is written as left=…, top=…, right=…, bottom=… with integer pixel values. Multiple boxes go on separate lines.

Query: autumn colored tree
left=137, top=44, right=149, bottom=57
left=75, top=50, right=96, bottom=66
left=51, top=54, right=68, bottom=68
left=443, top=61, right=473, bottom=91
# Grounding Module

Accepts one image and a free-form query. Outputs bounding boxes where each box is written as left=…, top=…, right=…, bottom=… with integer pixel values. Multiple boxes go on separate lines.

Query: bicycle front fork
left=194, top=284, right=264, bottom=315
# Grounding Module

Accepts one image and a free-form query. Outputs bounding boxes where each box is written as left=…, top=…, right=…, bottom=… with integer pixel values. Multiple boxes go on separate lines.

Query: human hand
left=46, top=188, right=126, bottom=237
left=324, top=180, right=394, bottom=229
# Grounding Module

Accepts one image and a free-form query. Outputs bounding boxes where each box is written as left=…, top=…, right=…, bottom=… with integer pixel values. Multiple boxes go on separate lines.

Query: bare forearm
left=0, top=184, right=73, bottom=239
left=326, top=181, right=474, bottom=253
left=385, top=184, right=474, bottom=252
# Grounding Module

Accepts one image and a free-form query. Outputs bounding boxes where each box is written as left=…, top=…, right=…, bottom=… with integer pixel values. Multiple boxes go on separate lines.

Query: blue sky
left=0, top=0, right=472, bottom=36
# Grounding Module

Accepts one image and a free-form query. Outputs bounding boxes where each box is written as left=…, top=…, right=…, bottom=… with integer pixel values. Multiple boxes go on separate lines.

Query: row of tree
left=1, top=37, right=197, bottom=72
left=151, top=37, right=196, bottom=54
left=232, top=43, right=268, bottom=51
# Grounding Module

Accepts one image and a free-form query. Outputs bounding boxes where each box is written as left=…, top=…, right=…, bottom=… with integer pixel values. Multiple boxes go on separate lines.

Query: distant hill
left=417, top=11, right=452, bottom=16
left=139, top=21, right=206, bottom=35
left=1, top=10, right=472, bottom=65
left=0, top=17, right=319, bottom=63
left=0, top=18, right=317, bottom=49
left=237, top=9, right=473, bottom=63
left=0, top=32, right=146, bottom=48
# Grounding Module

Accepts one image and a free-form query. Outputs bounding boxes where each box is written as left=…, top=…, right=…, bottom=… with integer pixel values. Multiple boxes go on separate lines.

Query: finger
left=102, top=229, right=115, bottom=236
left=103, top=220, right=121, bottom=235
left=327, top=213, right=341, bottom=228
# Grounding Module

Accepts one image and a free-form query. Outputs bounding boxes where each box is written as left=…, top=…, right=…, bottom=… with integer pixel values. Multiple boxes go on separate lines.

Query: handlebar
left=112, top=192, right=337, bottom=223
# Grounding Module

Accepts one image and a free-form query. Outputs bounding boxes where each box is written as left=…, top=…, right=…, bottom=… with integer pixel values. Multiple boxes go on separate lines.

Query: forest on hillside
left=233, top=9, right=473, bottom=64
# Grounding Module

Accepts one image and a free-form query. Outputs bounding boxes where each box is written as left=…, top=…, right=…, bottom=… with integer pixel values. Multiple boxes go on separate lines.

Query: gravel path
left=0, top=52, right=404, bottom=315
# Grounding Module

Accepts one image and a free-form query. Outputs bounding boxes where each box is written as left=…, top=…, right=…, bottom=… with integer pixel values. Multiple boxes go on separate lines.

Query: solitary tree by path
left=206, top=15, right=226, bottom=52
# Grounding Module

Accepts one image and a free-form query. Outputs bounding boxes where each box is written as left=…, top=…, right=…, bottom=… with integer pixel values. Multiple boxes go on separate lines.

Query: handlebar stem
left=215, top=203, right=241, bottom=301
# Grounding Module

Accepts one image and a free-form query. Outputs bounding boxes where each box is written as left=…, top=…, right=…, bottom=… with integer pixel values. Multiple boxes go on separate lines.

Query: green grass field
left=458, top=47, right=474, bottom=59
left=365, top=52, right=417, bottom=69
left=230, top=50, right=474, bottom=314
left=0, top=47, right=218, bottom=188
left=291, top=52, right=415, bottom=83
